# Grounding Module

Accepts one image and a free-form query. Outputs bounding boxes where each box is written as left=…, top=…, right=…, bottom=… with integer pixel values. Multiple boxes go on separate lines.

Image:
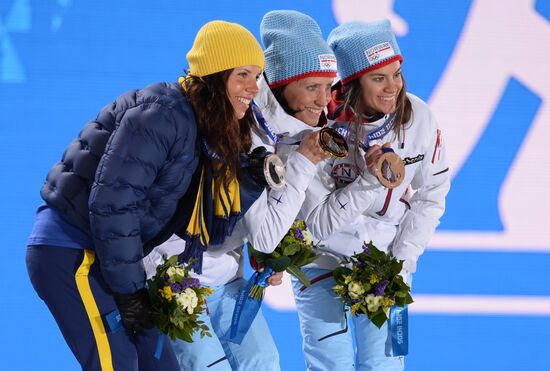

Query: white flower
left=302, top=230, right=313, bottom=245
left=366, top=294, right=381, bottom=312
left=166, top=266, right=177, bottom=277
left=166, top=266, right=185, bottom=282
left=176, top=288, right=199, bottom=314
left=348, top=281, right=365, bottom=299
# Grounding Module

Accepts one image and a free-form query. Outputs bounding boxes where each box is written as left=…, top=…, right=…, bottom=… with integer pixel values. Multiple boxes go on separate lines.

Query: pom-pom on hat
left=328, top=19, right=403, bottom=85
left=261, top=10, right=337, bottom=88
left=186, top=20, right=265, bottom=77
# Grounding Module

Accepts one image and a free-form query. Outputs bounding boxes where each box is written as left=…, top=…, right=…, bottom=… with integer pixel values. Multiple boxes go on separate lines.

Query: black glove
left=245, top=146, right=269, bottom=187
left=114, top=288, right=154, bottom=334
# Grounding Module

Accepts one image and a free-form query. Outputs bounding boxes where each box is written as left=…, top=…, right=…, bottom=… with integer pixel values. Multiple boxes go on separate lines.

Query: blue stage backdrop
left=2, top=1, right=550, bottom=370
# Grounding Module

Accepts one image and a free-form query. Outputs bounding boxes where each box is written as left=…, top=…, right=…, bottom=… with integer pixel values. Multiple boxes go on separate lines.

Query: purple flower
left=362, top=242, right=371, bottom=255
left=374, top=280, right=389, bottom=296
left=293, top=228, right=305, bottom=241
left=169, top=277, right=200, bottom=293
left=169, top=282, right=182, bottom=293
left=181, top=277, right=201, bottom=289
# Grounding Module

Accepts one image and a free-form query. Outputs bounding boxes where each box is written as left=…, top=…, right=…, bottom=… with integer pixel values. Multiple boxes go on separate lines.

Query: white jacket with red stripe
left=301, top=93, right=450, bottom=275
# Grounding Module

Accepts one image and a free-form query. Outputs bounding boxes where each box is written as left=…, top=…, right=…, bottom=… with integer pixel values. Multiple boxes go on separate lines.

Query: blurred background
left=1, top=0, right=549, bottom=370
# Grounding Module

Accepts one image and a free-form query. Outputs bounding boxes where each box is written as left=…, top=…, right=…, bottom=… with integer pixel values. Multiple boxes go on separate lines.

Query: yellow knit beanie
left=186, top=20, right=265, bottom=77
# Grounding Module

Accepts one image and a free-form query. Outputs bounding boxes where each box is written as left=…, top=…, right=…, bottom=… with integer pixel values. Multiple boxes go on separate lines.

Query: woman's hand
left=296, top=131, right=329, bottom=165
left=267, top=271, right=284, bottom=286
left=364, top=142, right=392, bottom=176
left=257, top=265, right=284, bottom=286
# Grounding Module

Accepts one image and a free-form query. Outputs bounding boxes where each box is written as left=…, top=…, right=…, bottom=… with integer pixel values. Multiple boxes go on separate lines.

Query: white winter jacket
left=301, top=93, right=450, bottom=275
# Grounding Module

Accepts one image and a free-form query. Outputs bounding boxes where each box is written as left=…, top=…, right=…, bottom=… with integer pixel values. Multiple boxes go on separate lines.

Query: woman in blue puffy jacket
left=26, top=20, right=266, bottom=371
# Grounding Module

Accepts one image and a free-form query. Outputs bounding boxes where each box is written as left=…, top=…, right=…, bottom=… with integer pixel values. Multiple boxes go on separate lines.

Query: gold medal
left=263, top=153, right=285, bottom=191
left=319, top=127, right=348, bottom=159
left=376, top=148, right=405, bottom=189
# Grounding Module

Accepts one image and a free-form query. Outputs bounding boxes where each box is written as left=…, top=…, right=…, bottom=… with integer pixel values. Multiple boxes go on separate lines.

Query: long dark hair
left=185, top=70, right=255, bottom=181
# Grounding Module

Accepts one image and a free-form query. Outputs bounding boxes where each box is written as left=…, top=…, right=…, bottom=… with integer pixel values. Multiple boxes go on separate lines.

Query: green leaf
left=389, top=259, right=403, bottom=276
left=300, top=250, right=319, bottom=265
left=369, top=244, right=386, bottom=263
left=395, top=290, right=407, bottom=298
left=281, top=235, right=295, bottom=245
left=370, top=310, right=388, bottom=329
left=395, top=296, right=406, bottom=307
left=265, top=255, right=292, bottom=272
left=333, top=267, right=352, bottom=284
left=248, top=244, right=271, bottom=263
left=282, top=243, right=301, bottom=256
left=167, top=255, right=178, bottom=266
left=286, top=265, right=311, bottom=287
left=350, top=302, right=363, bottom=315
left=395, top=292, right=413, bottom=307
left=180, top=331, right=193, bottom=343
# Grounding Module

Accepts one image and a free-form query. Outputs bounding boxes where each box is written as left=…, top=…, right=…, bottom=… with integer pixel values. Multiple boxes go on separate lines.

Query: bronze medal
left=319, top=127, right=349, bottom=159
left=375, top=149, right=405, bottom=189
left=263, top=153, right=285, bottom=191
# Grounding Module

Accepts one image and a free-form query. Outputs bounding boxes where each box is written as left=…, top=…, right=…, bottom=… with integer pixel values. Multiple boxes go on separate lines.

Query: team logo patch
left=365, top=42, right=395, bottom=64
left=403, top=154, right=424, bottom=165
left=318, top=54, right=337, bottom=70
left=331, top=162, right=361, bottom=186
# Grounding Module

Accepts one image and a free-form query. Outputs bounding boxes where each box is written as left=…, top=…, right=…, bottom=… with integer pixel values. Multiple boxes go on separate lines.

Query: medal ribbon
left=252, top=101, right=279, bottom=145
left=252, top=101, right=301, bottom=147
left=225, top=264, right=273, bottom=344
left=333, top=113, right=396, bottom=151
left=389, top=305, right=409, bottom=356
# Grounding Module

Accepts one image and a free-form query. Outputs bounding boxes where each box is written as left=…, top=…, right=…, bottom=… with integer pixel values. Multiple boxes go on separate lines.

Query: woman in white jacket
left=144, top=10, right=338, bottom=371
left=292, top=20, right=451, bottom=371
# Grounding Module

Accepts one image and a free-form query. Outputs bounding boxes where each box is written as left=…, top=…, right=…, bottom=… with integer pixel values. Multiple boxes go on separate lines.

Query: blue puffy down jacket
left=41, top=82, right=199, bottom=294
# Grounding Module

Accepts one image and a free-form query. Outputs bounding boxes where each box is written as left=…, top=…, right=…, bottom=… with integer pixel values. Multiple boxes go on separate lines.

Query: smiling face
left=358, top=60, right=403, bottom=116
left=281, top=76, right=334, bottom=127
left=226, top=65, right=262, bottom=120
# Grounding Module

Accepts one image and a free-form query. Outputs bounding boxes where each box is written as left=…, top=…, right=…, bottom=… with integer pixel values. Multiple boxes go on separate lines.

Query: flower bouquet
left=225, top=220, right=319, bottom=344
left=332, top=241, right=413, bottom=328
left=248, top=219, right=319, bottom=299
left=147, top=256, right=214, bottom=342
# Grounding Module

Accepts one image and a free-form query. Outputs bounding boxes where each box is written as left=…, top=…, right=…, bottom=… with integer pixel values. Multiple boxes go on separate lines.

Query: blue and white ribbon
left=224, top=266, right=273, bottom=344
left=252, top=101, right=279, bottom=145
left=252, top=101, right=302, bottom=147
left=333, top=113, right=396, bottom=151
left=389, top=305, right=409, bottom=356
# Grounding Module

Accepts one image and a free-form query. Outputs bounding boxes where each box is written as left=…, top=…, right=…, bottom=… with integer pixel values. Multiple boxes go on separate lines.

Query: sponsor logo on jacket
left=403, top=154, right=424, bottom=165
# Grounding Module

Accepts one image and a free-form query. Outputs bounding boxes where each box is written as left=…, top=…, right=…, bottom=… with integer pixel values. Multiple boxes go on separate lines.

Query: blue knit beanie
left=261, top=10, right=337, bottom=88
left=328, top=20, right=403, bottom=85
